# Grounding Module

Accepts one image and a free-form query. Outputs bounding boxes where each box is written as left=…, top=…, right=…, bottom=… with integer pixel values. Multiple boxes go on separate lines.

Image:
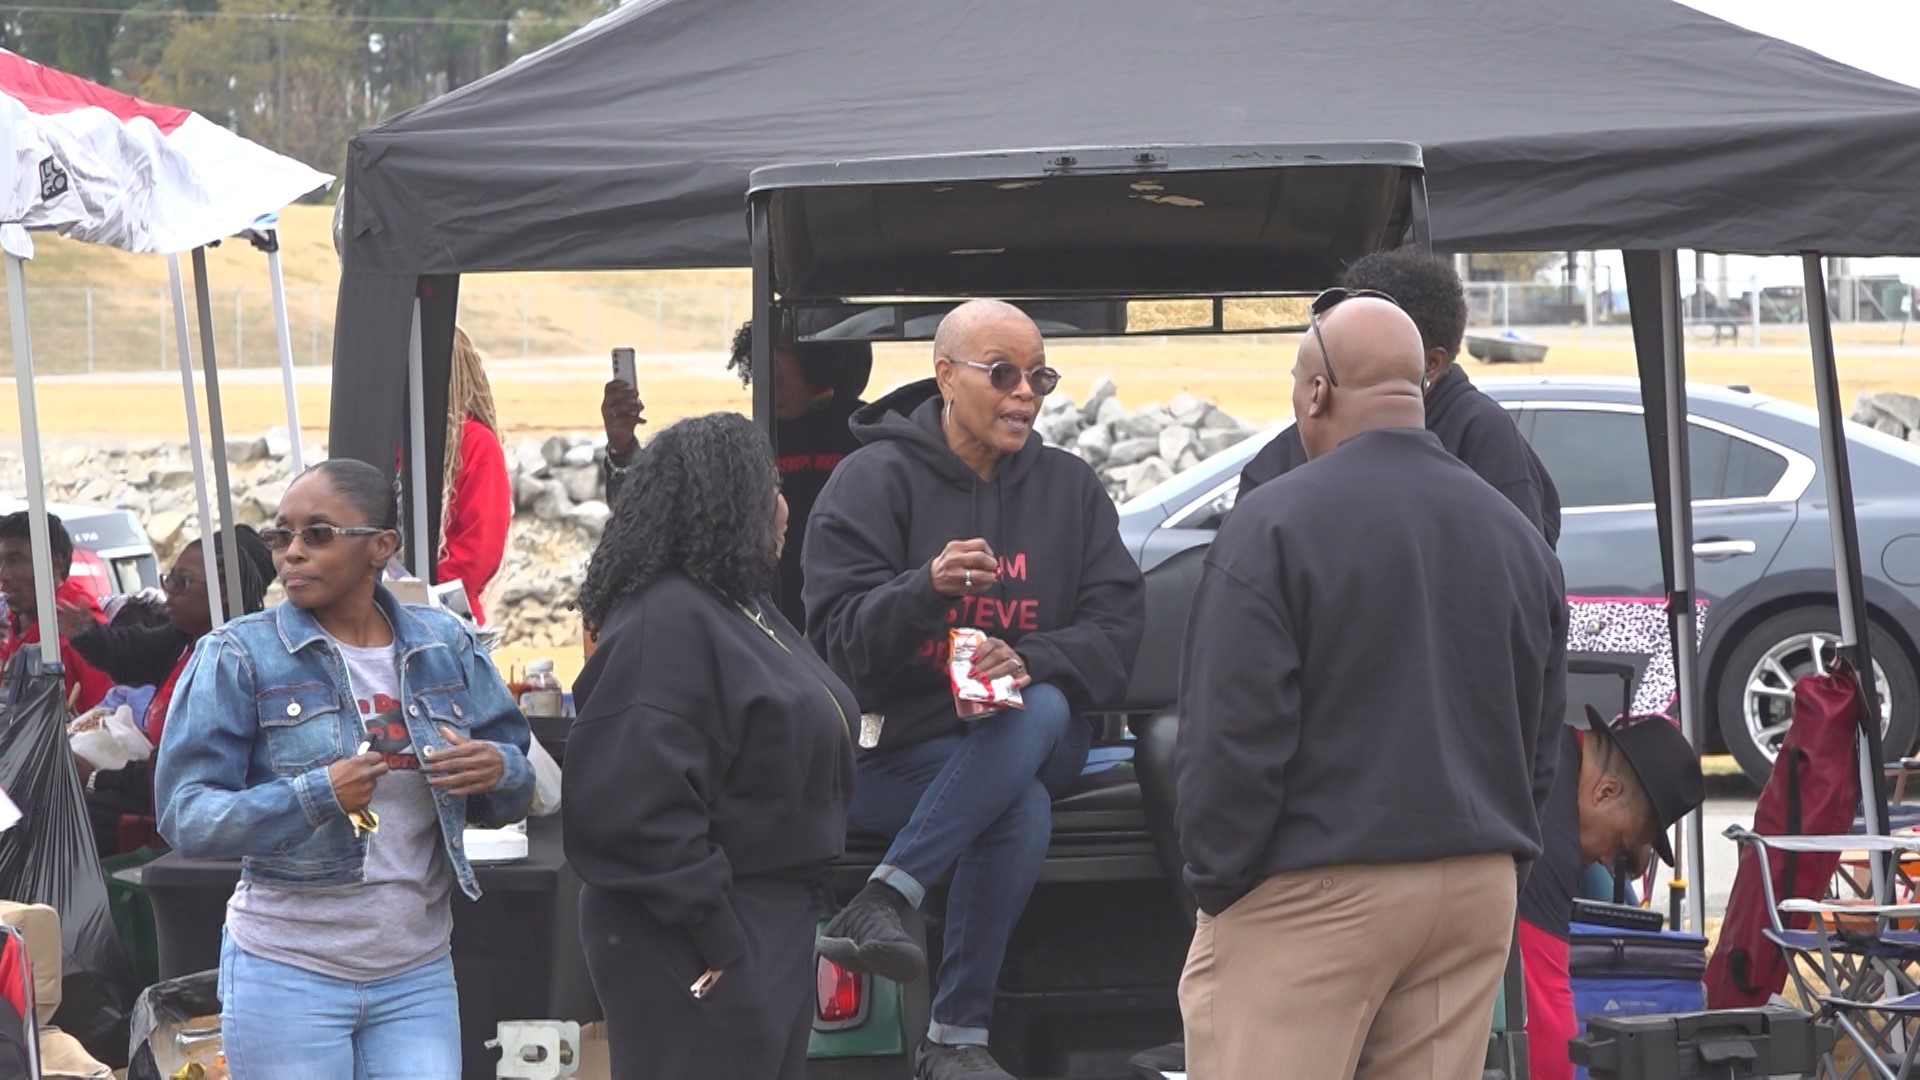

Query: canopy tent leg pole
left=5, top=249, right=62, bottom=670
left=191, top=248, right=245, bottom=623
left=267, top=243, right=305, bottom=475
left=406, top=298, right=430, bottom=583
left=169, top=255, right=226, bottom=627
left=1630, top=249, right=1708, bottom=933
left=1657, top=252, right=1708, bottom=936
left=1806, top=252, right=1892, bottom=903
left=748, top=195, right=776, bottom=456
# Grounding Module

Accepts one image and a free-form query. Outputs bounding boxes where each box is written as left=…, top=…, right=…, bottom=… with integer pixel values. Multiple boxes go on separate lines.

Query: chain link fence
left=6, top=277, right=1917, bottom=376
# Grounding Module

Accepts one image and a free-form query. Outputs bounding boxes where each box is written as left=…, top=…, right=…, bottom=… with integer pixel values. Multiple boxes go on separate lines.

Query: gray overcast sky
left=1677, top=0, right=1919, bottom=88
left=1573, top=2, right=1920, bottom=290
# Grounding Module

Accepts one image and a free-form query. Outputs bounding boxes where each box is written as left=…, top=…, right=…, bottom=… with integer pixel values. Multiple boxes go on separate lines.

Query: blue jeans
left=850, top=682, right=1090, bottom=1046
left=220, top=932, right=461, bottom=1079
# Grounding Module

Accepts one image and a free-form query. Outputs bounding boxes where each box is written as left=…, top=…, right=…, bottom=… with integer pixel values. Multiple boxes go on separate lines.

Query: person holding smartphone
left=155, top=459, right=534, bottom=1078
left=599, top=320, right=872, bottom=628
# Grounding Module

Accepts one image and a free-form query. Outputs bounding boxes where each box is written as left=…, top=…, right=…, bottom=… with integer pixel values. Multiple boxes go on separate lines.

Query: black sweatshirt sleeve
left=1174, top=520, right=1302, bottom=916
left=1534, top=580, right=1571, bottom=829
left=1455, top=411, right=1550, bottom=540
left=1014, top=478, right=1145, bottom=710
left=68, top=623, right=190, bottom=688
left=1236, top=426, right=1307, bottom=501
left=803, top=471, right=952, bottom=693
left=563, top=694, right=746, bottom=970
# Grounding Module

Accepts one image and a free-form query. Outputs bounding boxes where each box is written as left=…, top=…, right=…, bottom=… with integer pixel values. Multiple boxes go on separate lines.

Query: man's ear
left=1309, top=377, right=1333, bottom=419
left=1425, top=347, right=1451, bottom=384
left=1593, top=773, right=1624, bottom=807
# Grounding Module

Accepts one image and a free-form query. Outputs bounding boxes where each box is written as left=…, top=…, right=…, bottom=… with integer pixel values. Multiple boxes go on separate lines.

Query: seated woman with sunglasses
left=60, top=526, right=277, bottom=854
left=803, top=299, right=1145, bottom=1080
left=156, top=459, right=534, bottom=1079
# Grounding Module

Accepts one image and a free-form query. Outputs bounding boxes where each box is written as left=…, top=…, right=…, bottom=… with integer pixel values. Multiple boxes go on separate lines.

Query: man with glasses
left=0, top=510, right=112, bottom=711
left=1133, top=250, right=1566, bottom=1078
left=1173, top=296, right=1566, bottom=1077
left=1238, top=249, right=1561, bottom=548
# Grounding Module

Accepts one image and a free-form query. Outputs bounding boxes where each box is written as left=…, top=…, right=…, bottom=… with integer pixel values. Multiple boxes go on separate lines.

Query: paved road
left=1641, top=797, right=1753, bottom=924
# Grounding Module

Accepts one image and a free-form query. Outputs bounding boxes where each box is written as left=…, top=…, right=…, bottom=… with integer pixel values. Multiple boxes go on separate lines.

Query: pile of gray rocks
left=1853, top=391, right=1920, bottom=443
left=3, top=384, right=1262, bottom=651
left=1039, top=379, right=1263, bottom=502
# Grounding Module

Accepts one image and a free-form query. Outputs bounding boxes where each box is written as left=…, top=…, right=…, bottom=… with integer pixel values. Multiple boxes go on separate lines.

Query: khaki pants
left=1180, top=852, right=1517, bottom=1080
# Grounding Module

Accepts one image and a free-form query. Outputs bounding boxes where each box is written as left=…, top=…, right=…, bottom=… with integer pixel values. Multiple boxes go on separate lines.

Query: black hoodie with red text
left=802, top=379, right=1146, bottom=751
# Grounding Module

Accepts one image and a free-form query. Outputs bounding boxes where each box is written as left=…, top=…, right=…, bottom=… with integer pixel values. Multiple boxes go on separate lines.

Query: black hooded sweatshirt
left=1237, top=364, right=1563, bottom=549
left=803, top=379, right=1146, bottom=751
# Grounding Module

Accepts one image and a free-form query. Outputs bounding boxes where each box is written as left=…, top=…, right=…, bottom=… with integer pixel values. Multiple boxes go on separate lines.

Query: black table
left=141, top=813, right=600, bottom=1080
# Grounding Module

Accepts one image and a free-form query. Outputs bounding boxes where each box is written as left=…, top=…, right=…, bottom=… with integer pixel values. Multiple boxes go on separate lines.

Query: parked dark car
left=1117, top=375, right=1920, bottom=784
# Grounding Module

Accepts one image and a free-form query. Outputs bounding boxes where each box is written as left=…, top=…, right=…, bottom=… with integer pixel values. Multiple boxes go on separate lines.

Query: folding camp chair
left=1726, top=826, right=1920, bottom=1078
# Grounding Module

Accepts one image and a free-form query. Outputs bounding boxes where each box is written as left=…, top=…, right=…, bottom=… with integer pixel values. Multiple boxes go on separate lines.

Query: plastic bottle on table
left=518, top=660, right=563, bottom=719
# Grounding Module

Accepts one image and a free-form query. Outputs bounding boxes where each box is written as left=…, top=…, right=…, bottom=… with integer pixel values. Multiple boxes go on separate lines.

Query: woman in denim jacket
left=155, top=459, right=535, bottom=1080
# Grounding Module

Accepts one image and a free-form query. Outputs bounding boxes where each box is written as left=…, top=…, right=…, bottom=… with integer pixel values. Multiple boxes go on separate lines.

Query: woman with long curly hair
left=437, top=327, right=511, bottom=623
left=564, top=412, right=857, bottom=1080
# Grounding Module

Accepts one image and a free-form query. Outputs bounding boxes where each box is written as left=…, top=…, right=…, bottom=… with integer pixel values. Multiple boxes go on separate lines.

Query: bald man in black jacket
left=1175, top=296, right=1567, bottom=1079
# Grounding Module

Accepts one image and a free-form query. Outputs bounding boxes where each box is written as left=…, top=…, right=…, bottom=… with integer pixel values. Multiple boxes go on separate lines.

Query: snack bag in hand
left=949, top=627, right=1024, bottom=718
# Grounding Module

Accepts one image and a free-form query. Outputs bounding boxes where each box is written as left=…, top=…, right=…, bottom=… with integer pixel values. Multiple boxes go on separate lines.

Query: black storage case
left=1570, top=1007, right=1831, bottom=1079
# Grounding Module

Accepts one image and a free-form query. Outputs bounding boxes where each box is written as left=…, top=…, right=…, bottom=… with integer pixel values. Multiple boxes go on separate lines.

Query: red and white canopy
left=0, top=48, right=331, bottom=255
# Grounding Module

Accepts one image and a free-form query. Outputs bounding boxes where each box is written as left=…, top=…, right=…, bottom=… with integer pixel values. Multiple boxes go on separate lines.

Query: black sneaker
left=817, top=881, right=927, bottom=983
left=1128, top=1039, right=1185, bottom=1078
left=915, top=1040, right=1015, bottom=1080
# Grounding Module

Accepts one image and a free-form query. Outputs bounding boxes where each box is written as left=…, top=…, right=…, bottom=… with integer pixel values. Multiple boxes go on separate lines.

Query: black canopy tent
left=327, top=0, right=1920, bottom=928
left=330, top=0, right=1920, bottom=567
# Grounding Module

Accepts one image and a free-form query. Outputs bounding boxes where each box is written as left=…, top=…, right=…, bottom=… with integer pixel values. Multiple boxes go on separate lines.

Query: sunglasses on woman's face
left=954, top=358, right=1061, bottom=397
left=260, top=524, right=390, bottom=552
left=161, top=571, right=202, bottom=594
left=1306, top=287, right=1399, bottom=389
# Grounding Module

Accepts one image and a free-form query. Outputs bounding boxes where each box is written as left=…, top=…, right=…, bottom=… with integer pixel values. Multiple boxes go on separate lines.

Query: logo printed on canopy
left=0, top=48, right=331, bottom=254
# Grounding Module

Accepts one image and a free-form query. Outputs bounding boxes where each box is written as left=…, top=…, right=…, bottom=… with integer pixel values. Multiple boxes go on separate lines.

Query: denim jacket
left=154, top=586, right=534, bottom=900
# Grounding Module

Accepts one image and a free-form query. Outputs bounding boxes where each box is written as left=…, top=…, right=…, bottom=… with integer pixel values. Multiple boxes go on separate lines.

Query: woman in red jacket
left=438, top=327, right=512, bottom=624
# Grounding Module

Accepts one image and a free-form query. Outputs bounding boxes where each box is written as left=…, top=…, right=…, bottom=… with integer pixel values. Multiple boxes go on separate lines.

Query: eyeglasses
left=260, top=525, right=391, bottom=552
left=1306, top=287, right=1399, bottom=389
left=161, top=572, right=202, bottom=594
left=952, top=358, right=1061, bottom=397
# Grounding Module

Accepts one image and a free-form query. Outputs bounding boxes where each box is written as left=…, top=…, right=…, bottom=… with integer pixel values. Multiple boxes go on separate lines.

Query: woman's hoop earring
left=942, top=397, right=954, bottom=428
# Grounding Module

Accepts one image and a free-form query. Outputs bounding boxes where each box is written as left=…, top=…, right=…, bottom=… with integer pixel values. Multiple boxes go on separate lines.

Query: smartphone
left=611, top=347, right=638, bottom=390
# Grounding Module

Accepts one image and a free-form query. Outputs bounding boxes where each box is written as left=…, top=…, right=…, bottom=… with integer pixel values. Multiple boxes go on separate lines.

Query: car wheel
left=1716, top=608, right=1919, bottom=786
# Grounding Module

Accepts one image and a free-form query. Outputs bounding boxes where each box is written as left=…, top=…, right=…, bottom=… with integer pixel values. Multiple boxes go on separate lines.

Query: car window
left=1721, top=436, right=1790, bottom=499
left=1526, top=408, right=1789, bottom=508
left=1528, top=410, right=1657, bottom=508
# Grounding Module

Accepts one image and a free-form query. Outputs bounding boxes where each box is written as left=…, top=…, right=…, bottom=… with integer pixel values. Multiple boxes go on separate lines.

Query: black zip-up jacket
left=1238, top=364, right=1562, bottom=548
left=565, top=572, right=857, bottom=970
left=802, top=379, right=1146, bottom=750
left=1178, top=428, right=1568, bottom=916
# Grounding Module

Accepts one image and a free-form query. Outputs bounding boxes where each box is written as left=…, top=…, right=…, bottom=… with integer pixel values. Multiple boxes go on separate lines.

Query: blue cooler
left=1569, top=922, right=1707, bottom=1080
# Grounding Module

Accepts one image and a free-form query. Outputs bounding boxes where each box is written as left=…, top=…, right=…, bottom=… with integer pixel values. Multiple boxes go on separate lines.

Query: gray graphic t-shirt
left=227, top=635, right=455, bottom=981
